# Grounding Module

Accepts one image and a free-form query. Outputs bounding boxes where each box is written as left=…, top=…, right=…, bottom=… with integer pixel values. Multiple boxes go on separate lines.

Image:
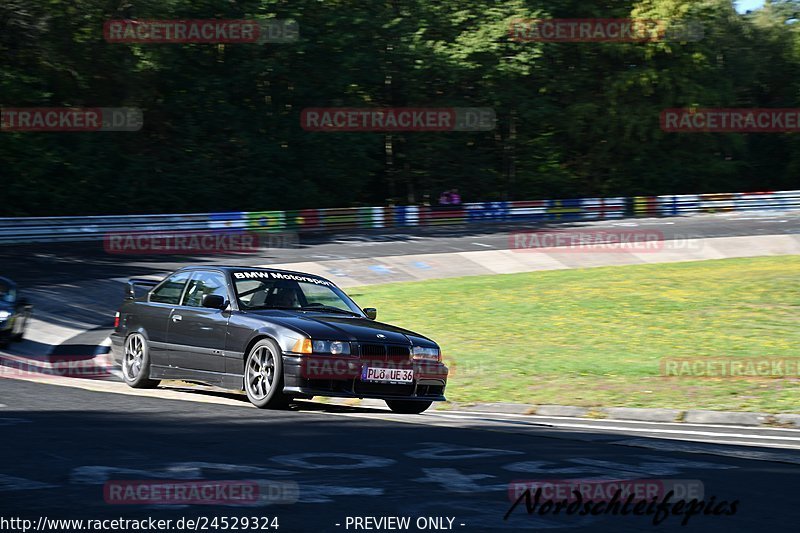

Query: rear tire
left=385, top=399, right=433, bottom=414
left=122, top=333, right=160, bottom=389
left=244, top=339, right=289, bottom=409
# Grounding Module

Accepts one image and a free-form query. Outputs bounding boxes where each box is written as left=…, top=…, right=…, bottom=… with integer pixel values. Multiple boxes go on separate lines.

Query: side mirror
left=202, top=294, right=227, bottom=310
left=363, top=307, right=377, bottom=320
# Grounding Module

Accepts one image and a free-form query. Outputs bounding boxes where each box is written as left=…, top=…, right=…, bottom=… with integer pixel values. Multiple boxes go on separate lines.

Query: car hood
left=247, top=310, right=435, bottom=346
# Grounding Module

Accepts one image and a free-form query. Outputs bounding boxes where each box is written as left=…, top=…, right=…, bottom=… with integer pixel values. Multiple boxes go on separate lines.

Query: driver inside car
left=273, top=286, right=301, bottom=308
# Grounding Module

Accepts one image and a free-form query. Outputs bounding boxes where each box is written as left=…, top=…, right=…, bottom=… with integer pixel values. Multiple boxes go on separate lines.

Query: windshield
left=0, top=281, right=16, bottom=304
left=234, top=276, right=362, bottom=315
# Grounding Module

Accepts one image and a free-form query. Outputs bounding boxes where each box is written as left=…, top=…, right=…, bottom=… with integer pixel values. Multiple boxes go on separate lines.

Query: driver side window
left=183, top=271, right=229, bottom=308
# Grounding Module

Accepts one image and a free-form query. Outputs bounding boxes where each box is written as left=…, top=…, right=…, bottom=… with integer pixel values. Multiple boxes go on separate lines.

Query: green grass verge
left=348, top=256, right=800, bottom=413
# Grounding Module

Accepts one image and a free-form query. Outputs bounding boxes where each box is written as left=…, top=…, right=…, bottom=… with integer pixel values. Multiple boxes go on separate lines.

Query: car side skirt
left=150, top=364, right=244, bottom=391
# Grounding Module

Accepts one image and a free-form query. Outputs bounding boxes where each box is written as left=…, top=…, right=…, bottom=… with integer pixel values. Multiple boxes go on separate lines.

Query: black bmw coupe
left=110, top=266, right=448, bottom=413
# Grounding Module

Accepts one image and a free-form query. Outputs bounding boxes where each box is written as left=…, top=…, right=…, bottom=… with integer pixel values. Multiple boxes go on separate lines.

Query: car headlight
left=412, top=346, right=440, bottom=362
left=0, top=310, right=10, bottom=321
left=311, top=340, right=350, bottom=355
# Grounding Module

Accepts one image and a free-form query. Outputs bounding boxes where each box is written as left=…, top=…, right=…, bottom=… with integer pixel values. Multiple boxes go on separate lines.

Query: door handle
left=172, top=315, right=182, bottom=322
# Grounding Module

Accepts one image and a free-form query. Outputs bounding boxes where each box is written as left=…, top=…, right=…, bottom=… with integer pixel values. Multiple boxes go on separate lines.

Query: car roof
left=174, top=265, right=335, bottom=284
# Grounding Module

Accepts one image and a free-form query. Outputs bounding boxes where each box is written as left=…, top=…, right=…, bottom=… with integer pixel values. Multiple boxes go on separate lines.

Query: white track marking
left=296, top=485, right=383, bottom=503
left=406, top=442, right=524, bottom=460
left=428, top=412, right=800, bottom=442
left=613, top=438, right=800, bottom=463
left=2, top=372, right=252, bottom=407
left=319, top=410, right=800, bottom=455
left=71, top=463, right=294, bottom=485
left=440, top=409, right=800, bottom=434
left=271, top=453, right=395, bottom=470
left=0, top=474, right=58, bottom=491
left=9, top=374, right=800, bottom=455
left=0, top=418, right=30, bottom=426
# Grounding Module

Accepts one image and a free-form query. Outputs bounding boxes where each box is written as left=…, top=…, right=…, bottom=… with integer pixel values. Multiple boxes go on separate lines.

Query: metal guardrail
left=0, top=190, right=798, bottom=244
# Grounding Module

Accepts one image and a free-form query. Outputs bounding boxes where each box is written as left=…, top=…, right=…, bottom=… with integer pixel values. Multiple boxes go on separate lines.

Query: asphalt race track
left=2, top=213, right=800, bottom=532
left=3, top=377, right=800, bottom=532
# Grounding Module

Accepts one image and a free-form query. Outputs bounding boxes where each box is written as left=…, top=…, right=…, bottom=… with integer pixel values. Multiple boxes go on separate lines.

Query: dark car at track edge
left=0, top=276, right=32, bottom=348
left=109, top=266, right=448, bottom=413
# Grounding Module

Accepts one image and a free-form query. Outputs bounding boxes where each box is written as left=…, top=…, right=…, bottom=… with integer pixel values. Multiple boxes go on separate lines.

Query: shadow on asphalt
left=153, top=384, right=387, bottom=415
left=0, top=378, right=786, bottom=532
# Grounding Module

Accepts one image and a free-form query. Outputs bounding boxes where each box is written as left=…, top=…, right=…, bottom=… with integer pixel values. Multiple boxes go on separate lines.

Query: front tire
left=385, top=399, right=433, bottom=414
left=122, top=333, right=160, bottom=389
left=244, top=339, right=288, bottom=409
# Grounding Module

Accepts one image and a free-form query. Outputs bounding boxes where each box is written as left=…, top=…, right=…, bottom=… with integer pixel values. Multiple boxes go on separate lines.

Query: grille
left=357, top=343, right=411, bottom=361
left=387, top=345, right=411, bottom=357
left=360, top=344, right=386, bottom=357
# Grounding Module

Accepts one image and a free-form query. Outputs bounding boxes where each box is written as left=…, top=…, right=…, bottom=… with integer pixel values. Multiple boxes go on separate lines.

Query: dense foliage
left=2, top=0, right=799, bottom=215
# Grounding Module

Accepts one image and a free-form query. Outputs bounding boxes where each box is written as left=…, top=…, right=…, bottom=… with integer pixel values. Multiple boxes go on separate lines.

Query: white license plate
left=361, top=366, right=413, bottom=383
